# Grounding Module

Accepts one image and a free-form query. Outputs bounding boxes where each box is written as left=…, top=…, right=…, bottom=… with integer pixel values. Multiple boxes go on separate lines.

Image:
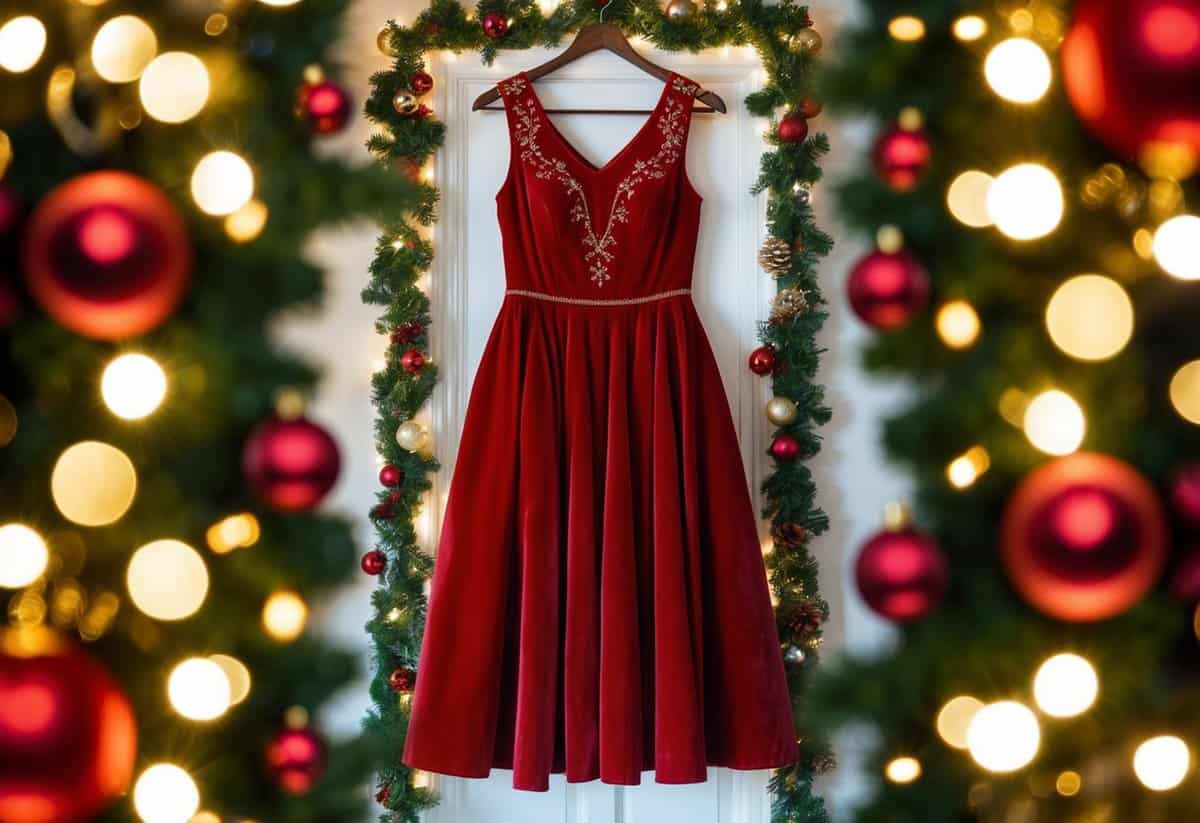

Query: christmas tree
left=818, top=0, right=1200, bottom=819
left=0, top=1, right=404, bottom=820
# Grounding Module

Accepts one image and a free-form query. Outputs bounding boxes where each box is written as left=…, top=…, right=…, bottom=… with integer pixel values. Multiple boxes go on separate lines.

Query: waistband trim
left=505, top=288, right=692, bottom=306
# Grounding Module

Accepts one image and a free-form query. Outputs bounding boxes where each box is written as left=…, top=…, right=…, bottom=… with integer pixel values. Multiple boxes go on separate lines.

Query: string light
left=953, top=15, right=989, bottom=41
left=91, top=15, right=158, bottom=83
left=937, top=695, right=984, bottom=749
left=1045, top=275, right=1134, bottom=362
left=224, top=199, right=269, bottom=243
left=102, top=353, right=167, bottom=419
left=0, top=16, right=47, bottom=73
left=51, top=441, right=138, bottom=526
left=191, top=151, right=254, bottom=216
left=987, top=164, right=1064, bottom=240
left=209, top=654, right=252, bottom=705
left=946, top=171, right=994, bottom=227
left=885, top=756, right=923, bottom=784
left=257, top=0, right=304, bottom=5
left=1033, top=653, right=1098, bottom=718
left=205, top=513, right=260, bottom=553
left=1153, top=215, right=1200, bottom=280
left=936, top=300, right=982, bottom=349
left=168, top=657, right=232, bottom=721
left=1170, top=361, right=1200, bottom=424
left=127, top=540, right=209, bottom=621
left=1023, top=389, right=1086, bottom=456
left=133, top=764, right=200, bottom=823
left=985, top=38, right=1052, bottom=103
left=966, top=701, right=1041, bottom=773
left=947, top=446, right=990, bottom=489
left=263, top=590, right=308, bottom=641
left=0, top=524, right=48, bottom=588
left=1056, top=770, right=1082, bottom=796
left=889, top=16, right=926, bottom=42
left=1134, top=736, right=1191, bottom=791
left=139, top=52, right=210, bottom=123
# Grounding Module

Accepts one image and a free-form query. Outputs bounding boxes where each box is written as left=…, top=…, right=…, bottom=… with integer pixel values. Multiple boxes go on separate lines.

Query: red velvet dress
left=402, top=71, right=798, bottom=792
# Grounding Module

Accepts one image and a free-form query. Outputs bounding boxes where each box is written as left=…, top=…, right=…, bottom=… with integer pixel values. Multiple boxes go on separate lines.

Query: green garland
left=361, top=1, right=832, bottom=820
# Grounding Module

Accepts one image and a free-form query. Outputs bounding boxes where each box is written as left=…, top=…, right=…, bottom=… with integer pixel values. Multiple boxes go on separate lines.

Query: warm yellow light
left=985, top=38, right=1052, bottom=104
left=257, top=0, right=303, bottom=5
left=102, top=353, right=167, bottom=419
left=51, top=441, right=137, bottom=526
left=987, top=164, right=1064, bottom=240
left=936, top=300, right=982, bottom=349
left=0, top=16, right=47, bottom=73
left=224, top=199, right=268, bottom=243
left=1153, top=215, right=1200, bottom=280
left=1056, top=770, right=1082, bottom=796
left=1045, top=275, right=1134, bottom=362
left=134, top=764, right=200, bottom=823
left=1023, top=390, right=1086, bottom=456
left=139, top=52, right=210, bottom=123
left=1134, top=736, right=1191, bottom=791
left=946, top=171, right=995, bottom=228
left=127, top=539, right=209, bottom=621
left=967, top=701, right=1041, bottom=773
left=191, top=151, right=254, bottom=216
left=953, top=15, right=989, bottom=41
left=205, top=513, right=260, bottom=554
left=263, top=590, right=307, bottom=641
left=190, top=813, right=221, bottom=823
left=1170, top=361, right=1200, bottom=425
left=885, top=756, right=922, bottom=784
left=947, top=446, right=990, bottom=489
left=1033, top=653, right=1099, bottom=718
left=0, top=524, right=49, bottom=588
left=91, top=15, right=158, bottom=83
left=889, top=16, right=926, bottom=41
left=168, top=657, right=232, bottom=721
left=937, top=695, right=984, bottom=749
left=209, top=654, right=252, bottom=705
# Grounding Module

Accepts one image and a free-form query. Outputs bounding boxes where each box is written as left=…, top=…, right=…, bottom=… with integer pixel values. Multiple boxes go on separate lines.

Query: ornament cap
left=883, top=501, right=913, bottom=531
left=274, top=388, right=306, bottom=420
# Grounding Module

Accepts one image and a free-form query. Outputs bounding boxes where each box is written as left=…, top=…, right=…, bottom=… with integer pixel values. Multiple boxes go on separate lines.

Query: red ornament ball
left=1170, top=463, right=1200, bottom=525
left=379, top=464, right=404, bottom=487
left=778, top=113, right=810, bottom=144
left=769, top=433, right=802, bottom=461
left=372, top=502, right=397, bottom=519
left=298, top=80, right=353, bottom=135
left=872, top=125, right=932, bottom=191
left=242, top=416, right=341, bottom=512
left=391, top=320, right=425, bottom=345
left=855, top=526, right=948, bottom=622
left=400, top=348, right=427, bottom=374
left=0, top=628, right=138, bottom=823
left=847, top=249, right=930, bottom=330
left=361, top=550, right=387, bottom=575
left=410, top=71, right=434, bottom=95
left=1063, top=0, right=1200, bottom=165
left=748, top=345, right=778, bottom=376
left=388, top=666, right=416, bottom=692
left=482, top=12, right=509, bottom=38
left=1171, top=547, right=1200, bottom=602
left=796, top=96, right=824, bottom=119
left=22, top=171, right=192, bottom=340
left=266, top=726, right=327, bottom=796
left=1002, top=452, right=1168, bottom=622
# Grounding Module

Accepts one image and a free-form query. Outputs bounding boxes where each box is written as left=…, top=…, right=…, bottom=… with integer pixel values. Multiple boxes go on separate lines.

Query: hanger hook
left=599, top=0, right=614, bottom=23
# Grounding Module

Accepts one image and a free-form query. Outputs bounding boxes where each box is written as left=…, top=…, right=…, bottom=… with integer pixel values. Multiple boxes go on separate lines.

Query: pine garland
left=361, top=2, right=832, bottom=820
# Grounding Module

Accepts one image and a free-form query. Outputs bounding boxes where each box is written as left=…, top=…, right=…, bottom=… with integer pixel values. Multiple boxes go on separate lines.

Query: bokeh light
left=967, top=700, right=1041, bottom=772
left=168, top=657, right=232, bottom=721
left=0, top=394, right=16, bottom=446
left=224, top=199, right=269, bottom=243
left=0, top=16, right=47, bottom=73
left=1033, top=653, right=1099, bottom=718
left=134, top=764, right=200, bottom=823
left=1023, top=390, right=1086, bottom=455
left=1170, top=361, right=1200, bottom=424
left=91, top=15, right=158, bottom=83
left=191, top=151, right=254, bottom=216
left=127, top=539, right=209, bottom=621
left=885, top=756, right=922, bottom=784
left=102, top=353, right=167, bottom=420
left=985, top=38, right=1052, bottom=103
left=946, top=170, right=995, bottom=228
left=937, top=695, right=984, bottom=749
left=987, top=163, right=1064, bottom=240
left=1154, top=215, right=1200, bottom=280
left=210, top=654, right=252, bottom=705
left=889, top=16, right=926, bottom=41
left=953, top=15, right=988, bottom=41
left=0, top=524, right=48, bottom=588
left=947, top=446, right=990, bottom=489
left=1134, top=736, right=1191, bottom=791
left=139, top=52, right=209, bottom=123
left=263, top=590, right=308, bottom=641
left=936, top=300, right=982, bottom=349
left=1045, top=275, right=1134, bottom=361
left=51, top=441, right=138, bottom=526
left=1056, top=770, right=1082, bottom=796
left=205, top=513, right=261, bottom=554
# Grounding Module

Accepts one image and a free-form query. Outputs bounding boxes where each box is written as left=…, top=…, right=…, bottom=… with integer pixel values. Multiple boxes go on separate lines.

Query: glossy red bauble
left=379, top=464, right=404, bottom=488
left=855, top=526, right=948, bottom=622
left=410, top=71, right=434, bottom=95
left=388, top=666, right=416, bottom=693
left=0, top=628, right=137, bottom=823
left=482, top=12, right=509, bottom=38
left=1002, top=452, right=1168, bottom=622
left=846, top=249, right=930, bottom=330
left=266, top=726, right=327, bottom=796
left=298, top=80, right=353, bottom=135
left=872, top=125, right=932, bottom=191
left=1170, top=463, right=1200, bottom=525
left=1063, top=0, right=1200, bottom=166
left=769, top=433, right=802, bottom=461
left=361, top=550, right=387, bottom=575
left=400, top=348, right=427, bottom=374
left=242, top=416, right=341, bottom=511
left=748, top=345, right=778, bottom=376
left=796, top=96, right=824, bottom=119
left=778, top=113, right=810, bottom=144
left=22, top=171, right=192, bottom=340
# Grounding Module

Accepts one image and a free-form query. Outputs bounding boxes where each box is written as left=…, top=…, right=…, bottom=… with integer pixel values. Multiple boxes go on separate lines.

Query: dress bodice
left=495, top=72, right=703, bottom=301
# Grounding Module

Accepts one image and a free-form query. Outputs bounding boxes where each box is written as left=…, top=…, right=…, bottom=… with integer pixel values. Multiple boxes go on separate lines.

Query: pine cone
left=771, top=522, right=809, bottom=548
left=779, top=600, right=825, bottom=637
left=758, top=236, right=793, bottom=279
left=769, top=287, right=809, bottom=324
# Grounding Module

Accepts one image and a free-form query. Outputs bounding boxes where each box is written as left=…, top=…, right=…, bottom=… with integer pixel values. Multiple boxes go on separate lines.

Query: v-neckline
left=519, top=71, right=676, bottom=178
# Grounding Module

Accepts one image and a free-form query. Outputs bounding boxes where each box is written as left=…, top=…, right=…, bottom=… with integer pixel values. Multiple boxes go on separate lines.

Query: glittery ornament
left=758, top=236, right=793, bottom=278
left=393, top=90, right=419, bottom=116
left=769, top=287, right=809, bottom=324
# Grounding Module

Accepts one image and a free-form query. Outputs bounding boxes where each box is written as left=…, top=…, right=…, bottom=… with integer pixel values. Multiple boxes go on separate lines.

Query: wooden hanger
left=471, top=7, right=726, bottom=116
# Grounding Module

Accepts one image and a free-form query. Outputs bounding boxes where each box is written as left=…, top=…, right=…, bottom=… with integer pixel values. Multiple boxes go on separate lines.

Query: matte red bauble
left=298, top=80, right=352, bottom=135
left=410, top=71, right=434, bottom=95
left=379, top=464, right=404, bottom=487
left=855, top=526, right=947, bottom=622
left=391, top=320, right=425, bottom=344
left=1062, top=0, right=1200, bottom=166
left=846, top=249, right=930, bottom=330
left=482, top=12, right=508, bottom=38
left=0, top=628, right=137, bottom=823
left=769, top=433, right=802, bottom=461
left=400, top=348, right=426, bottom=374
left=1171, top=548, right=1200, bottom=602
left=778, top=113, right=810, bottom=144
left=1001, top=452, right=1168, bottom=622
left=1170, top=463, right=1200, bottom=525
left=22, top=171, right=191, bottom=340
left=242, top=416, right=341, bottom=511
left=361, top=550, right=387, bottom=575
left=388, top=666, right=416, bottom=692
left=266, top=726, right=327, bottom=795
left=796, top=96, right=823, bottom=119
left=872, top=126, right=932, bottom=191
left=748, top=345, right=778, bottom=376
left=372, top=502, right=397, bottom=519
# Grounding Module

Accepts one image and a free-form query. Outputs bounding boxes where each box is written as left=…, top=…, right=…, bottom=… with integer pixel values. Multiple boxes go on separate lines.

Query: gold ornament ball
left=758, top=236, right=793, bottom=279
left=393, top=90, right=419, bottom=116
left=396, top=421, right=428, bottom=452
left=666, top=0, right=697, bottom=19
left=795, top=29, right=823, bottom=53
left=377, top=27, right=397, bottom=57
left=766, top=396, right=799, bottom=427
